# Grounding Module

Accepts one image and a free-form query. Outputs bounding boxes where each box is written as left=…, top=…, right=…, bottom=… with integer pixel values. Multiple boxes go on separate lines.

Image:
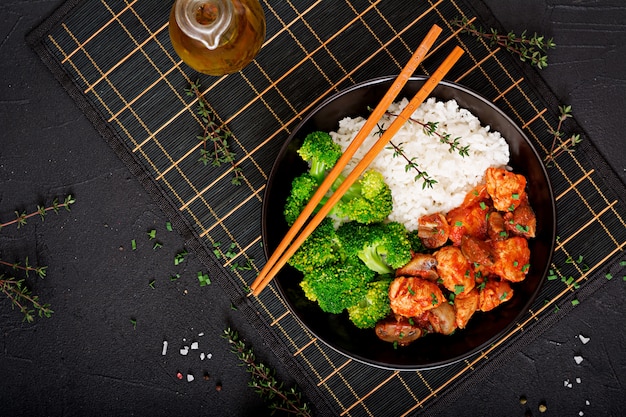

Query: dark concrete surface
left=1, top=1, right=624, bottom=416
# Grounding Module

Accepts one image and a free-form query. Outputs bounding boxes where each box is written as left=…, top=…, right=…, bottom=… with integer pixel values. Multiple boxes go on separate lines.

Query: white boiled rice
left=330, top=97, right=510, bottom=231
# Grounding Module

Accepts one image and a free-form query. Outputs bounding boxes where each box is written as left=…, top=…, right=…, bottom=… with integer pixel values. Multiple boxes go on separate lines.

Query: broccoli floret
left=337, top=221, right=412, bottom=274
left=297, top=131, right=343, bottom=183
left=283, top=173, right=318, bottom=226
left=406, top=229, right=427, bottom=253
left=347, top=279, right=392, bottom=329
left=331, top=170, right=393, bottom=224
left=288, top=218, right=344, bottom=273
left=299, top=257, right=375, bottom=314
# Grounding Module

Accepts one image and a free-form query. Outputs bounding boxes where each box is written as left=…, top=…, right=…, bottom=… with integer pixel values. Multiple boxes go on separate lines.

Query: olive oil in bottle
left=169, top=0, right=266, bottom=76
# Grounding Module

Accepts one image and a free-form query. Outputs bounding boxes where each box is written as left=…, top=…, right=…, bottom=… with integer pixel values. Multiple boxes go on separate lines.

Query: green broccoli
left=330, top=170, right=393, bottom=224
left=283, top=173, right=318, bottom=226
left=288, top=217, right=344, bottom=274
left=338, top=221, right=412, bottom=274
left=406, top=229, right=427, bottom=253
left=347, top=278, right=392, bottom=329
left=299, top=257, right=375, bottom=314
left=297, top=131, right=343, bottom=183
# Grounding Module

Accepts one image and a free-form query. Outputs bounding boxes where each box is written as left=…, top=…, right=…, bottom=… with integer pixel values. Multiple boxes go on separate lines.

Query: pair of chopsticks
left=251, top=24, right=464, bottom=296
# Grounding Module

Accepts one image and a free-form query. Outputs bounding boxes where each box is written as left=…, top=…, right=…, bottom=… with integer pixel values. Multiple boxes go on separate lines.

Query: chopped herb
left=571, top=299, right=579, bottom=306
left=479, top=202, right=487, bottom=210
left=198, top=271, right=211, bottom=286
left=407, top=285, right=415, bottom=295
left=431, top=292, right=439, bottom=306
left=454, top=284, right=465, bottom=295
left=499, top=291, right=508, bottom=301
left=522, top=264, right=530, bottom=272
left=174, top=249, right=189, bottom=266
left=513, top=261, right=519, bottom=267
left=512, top=193, right=520, bottom=200
left=153, top=241, right=163, bottom=250
left=147, top=229, right=156, bottom=240
left=455, top=221, right=463, bottom=227
left=605, top=273, right=613, bottom=280
left=499, top=231, right=508, bottom=237
left=620, top=260, right=626, bottom=266
left=131, top=239, right=137, bottom=250
left=547, top=269, right=558, bottom=280
left=408, top=318, right=415, bottom=326
left=149, top=279, right=156, bottom=289
left=166, top=221, right=173, bottom=231
left=130, top=318, right=137, bottom=329
left=515, top=224, right=529, bottom=233
left=170, top=274, right=180, bottom=282
left=508, top=204, right=515, bottom=211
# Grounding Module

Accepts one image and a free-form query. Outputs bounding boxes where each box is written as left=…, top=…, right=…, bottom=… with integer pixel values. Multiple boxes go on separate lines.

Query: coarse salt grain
left=191, top=341, right=199, bottom=350
left=576, top=377, right=581, bottom=383
left=180, top=346, right=189, bottom=356
left=198, top=332, right=205, bottom=337
left=574, top=355, right=584, bottom=365
left=207, top=353, right=213, bottom=359
left=579, top=412, right=584, bottom=416
left=200, top=352, right=206, bottom=360
left=586, top=400, right=590, bottom=406
left=162, top=340, right=168, bottom=356
left=578, top=334, right=590, bottom=344
left=187, top=374, right=194, bottom=382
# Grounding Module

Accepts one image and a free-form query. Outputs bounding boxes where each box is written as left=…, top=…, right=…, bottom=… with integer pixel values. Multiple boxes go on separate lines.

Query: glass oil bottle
left=169, top=0, right=266, bottom=76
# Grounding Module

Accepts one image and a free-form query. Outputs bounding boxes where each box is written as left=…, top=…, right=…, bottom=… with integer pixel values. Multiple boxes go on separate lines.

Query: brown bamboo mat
left=28, top=0, right=626, bottom=415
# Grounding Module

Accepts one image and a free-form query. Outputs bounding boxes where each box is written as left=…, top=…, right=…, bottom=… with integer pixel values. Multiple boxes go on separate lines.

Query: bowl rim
left=261, top=75, right=557, bottom=370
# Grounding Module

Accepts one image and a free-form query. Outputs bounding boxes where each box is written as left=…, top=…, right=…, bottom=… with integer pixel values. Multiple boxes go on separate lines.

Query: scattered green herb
left=571, top=299, right=579, bottom=306
left=452, top=16, right=555, bottom=69
left=185, top=80, right=242, bottom=185
left=130, top=318, right=137, bottom=329
left=166, top=221, right=173, bottom=232
left=174, top=249, right=189, bottom=266
left=170, top=273, right=181, bottom=282
left=147, top=229, right=156, bottom=240
left=605, top=273, right=613, bottom=281
left=198, top=271, right=211, bottom=286
left=131, top=239, right=137, bottom=250
left=149, top=279, right=156, bottom=289
left=153, top=241, right=163, bottom=250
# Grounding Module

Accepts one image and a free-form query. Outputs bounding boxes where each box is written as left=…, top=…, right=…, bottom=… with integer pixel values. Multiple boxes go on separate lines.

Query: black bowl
left=261, top=76, right=556, bottom=370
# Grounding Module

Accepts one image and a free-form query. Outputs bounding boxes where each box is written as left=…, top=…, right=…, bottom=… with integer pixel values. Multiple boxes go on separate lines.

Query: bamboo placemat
left=28, top=0, right=626, bottom=415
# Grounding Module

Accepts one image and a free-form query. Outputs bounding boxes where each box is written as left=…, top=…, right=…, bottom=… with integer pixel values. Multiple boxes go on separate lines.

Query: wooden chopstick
left=249, top=24, right=442, bottom=294
left=251, top=45, right=465, bottom=296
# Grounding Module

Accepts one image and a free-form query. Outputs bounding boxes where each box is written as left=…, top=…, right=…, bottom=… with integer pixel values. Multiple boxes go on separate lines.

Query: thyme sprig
left=544, top=105, right=582, bottom=164
left=375, top=121, right=439, bottom=189
left=1, top=195, right=75, bottom=230
left=0, top=195, right=73, bottom=322
left=383, top=111, right=471, bottom=157
left=388, top=141, right=437, bottom=189
left=185, top=81, right=242, bottom=185
left=223, top=328, right=312, bottom=416
left=0, top=276, right=53, bottom=323
left=452, top=16, right=555, bottom=69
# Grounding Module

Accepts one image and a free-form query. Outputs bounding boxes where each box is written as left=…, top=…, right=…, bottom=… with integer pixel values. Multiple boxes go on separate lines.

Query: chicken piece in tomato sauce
left=453, top=288, right=479, bottom=329
left=446, top=202, right=489, bottom=246
left=388, top=277, right=444, bottom=318
left=491, top=236, right=531, bottom=283
left=434, top=246, right=475, bottom=297
left=478, top=278, right=513, bottom=312
left=485, top=167, right=527, bottom=212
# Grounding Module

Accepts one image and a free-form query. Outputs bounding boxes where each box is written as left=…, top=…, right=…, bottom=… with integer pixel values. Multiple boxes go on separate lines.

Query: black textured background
left=1, top=1, right=624, bottom=416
